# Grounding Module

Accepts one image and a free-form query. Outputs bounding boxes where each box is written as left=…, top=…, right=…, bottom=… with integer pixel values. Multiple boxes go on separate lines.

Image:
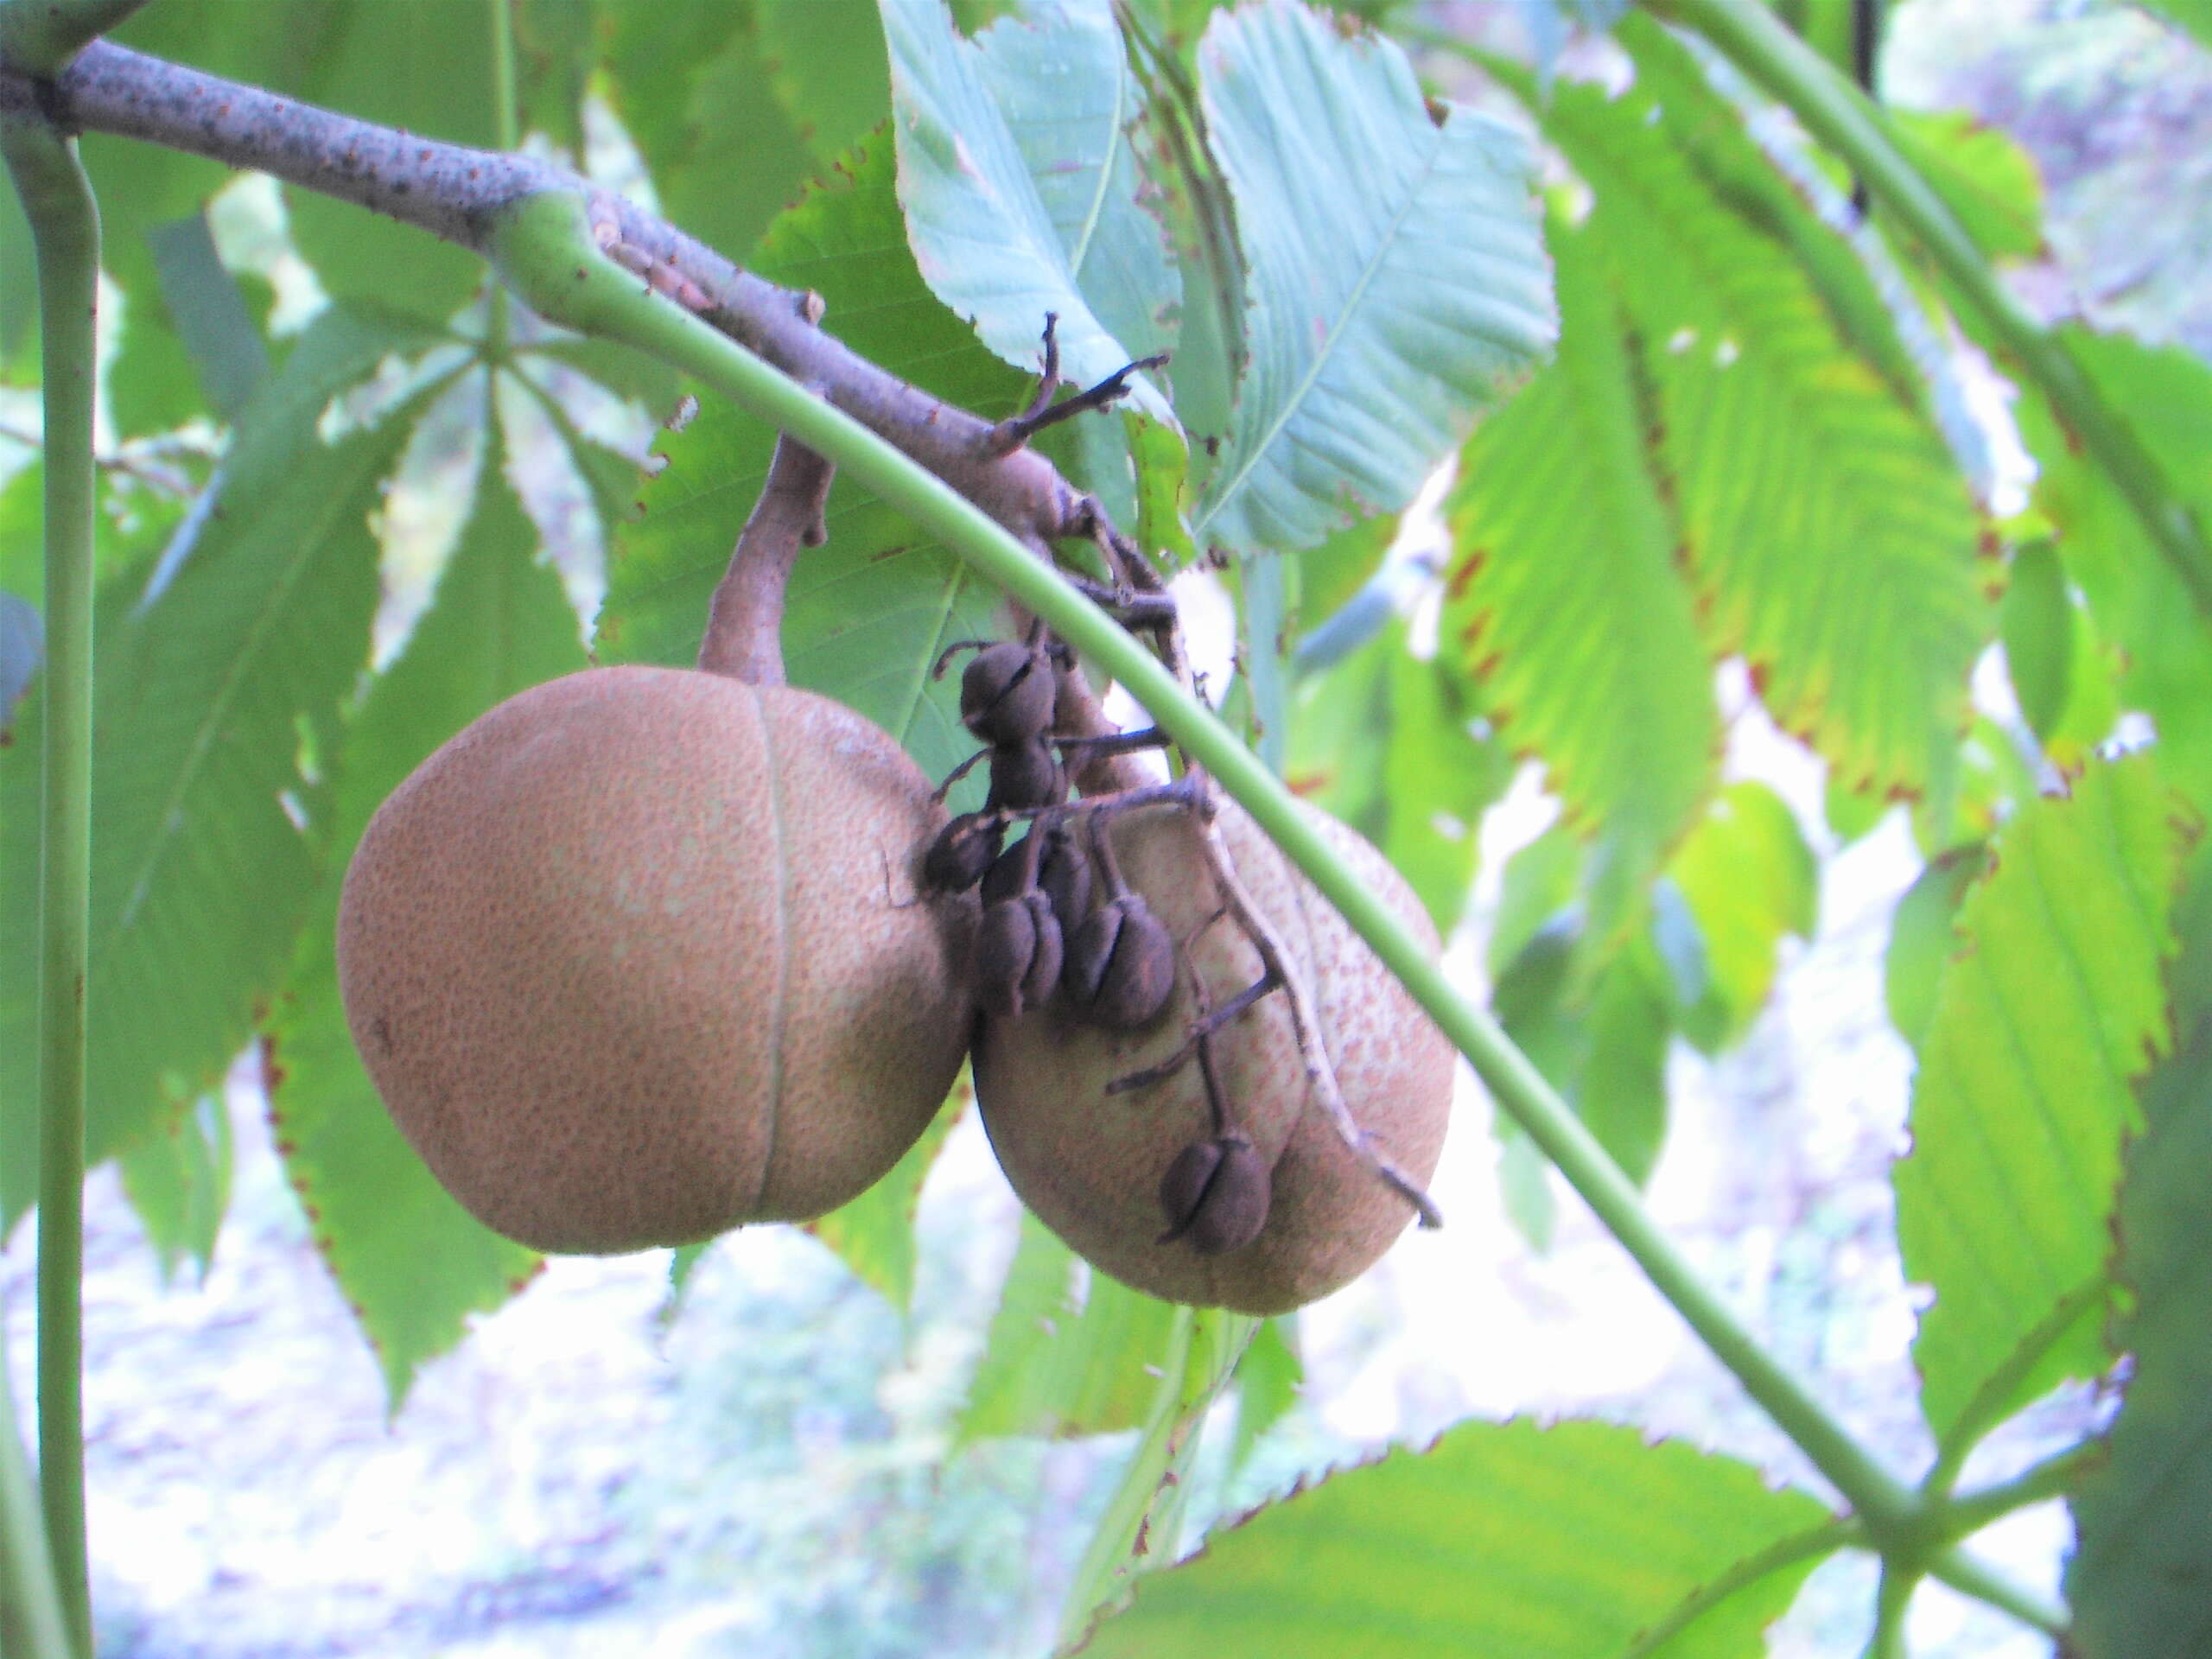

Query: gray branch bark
left=0, top=37, right=1082, bottom=546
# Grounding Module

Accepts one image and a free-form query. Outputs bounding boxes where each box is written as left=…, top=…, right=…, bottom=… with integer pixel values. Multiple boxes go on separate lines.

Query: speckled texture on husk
left=974, top=798, right=1452, bottom=1314
left=336, top=665, right=974, bottom=1254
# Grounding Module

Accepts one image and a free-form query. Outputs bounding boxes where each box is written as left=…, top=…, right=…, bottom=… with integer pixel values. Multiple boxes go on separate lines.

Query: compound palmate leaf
left=2068, top=848, right=2212, bottom=1655
left=1194, top=0, right=1554, bottom=556
left=1077, top=1419, right=1834, bottom=1658
left=884, top=0, right=1175, bottom=422
left=1542, top=19, right=1988, bottom=803
left=1895, top=754, right=2198, bottom=1452
left=265, top=445, right=579, bottom=1406
left=0, top=312, right=432, bottom=1222
left=1444, top=204, right=1718, bottom=951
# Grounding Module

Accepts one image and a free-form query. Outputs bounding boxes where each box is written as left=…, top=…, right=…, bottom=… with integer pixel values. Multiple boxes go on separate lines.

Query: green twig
left=486, top=189, right=1927, bottom=1544
left=0, top=1316, right=71, bottom=1659
left=1643, top=0, right=2212, bottom=611
left=0, top=106, right=102, bottom=1659
left=1940, top=1440, right=2100, bottom=1539
left=1927, top=1547, right=2068, bottom=1637
left=1865, top=1559, right=1916, bottom=1658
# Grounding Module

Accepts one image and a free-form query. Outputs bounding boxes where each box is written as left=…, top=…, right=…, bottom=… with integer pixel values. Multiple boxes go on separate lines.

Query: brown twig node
left=985, top=314, right=1172, bottom=456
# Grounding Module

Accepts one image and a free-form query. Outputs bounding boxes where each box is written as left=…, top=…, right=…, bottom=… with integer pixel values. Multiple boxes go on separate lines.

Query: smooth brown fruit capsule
left=336, top=665, right=974, bottom=1254
left=960, top=640, right=1056, bottom=745
left=1035, top=821, right=1093, bottom=933
left=975, top=798, right=1452, bottom=1314
left=1157, top=1135, right=1271, bottom=1255
left=924, top=811, right=1005, bottom=893
left=985, top=734, right=1067, bottom=812
left=1064, top=893, right=1176, bottom=1029
left=975, top=892, right=1064, bottom=1019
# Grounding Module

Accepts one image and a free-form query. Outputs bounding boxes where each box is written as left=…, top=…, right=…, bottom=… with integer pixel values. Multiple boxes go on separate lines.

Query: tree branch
left=0, top=37, right=1089, bottom=553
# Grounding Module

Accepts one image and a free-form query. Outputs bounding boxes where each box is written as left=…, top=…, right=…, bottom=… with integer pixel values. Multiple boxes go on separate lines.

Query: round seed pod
left=974, top=798, right=1452, bottom=1314
left=960, top=640, right=1056, bottom=745
left=337, top=664, right=975, bottom=1254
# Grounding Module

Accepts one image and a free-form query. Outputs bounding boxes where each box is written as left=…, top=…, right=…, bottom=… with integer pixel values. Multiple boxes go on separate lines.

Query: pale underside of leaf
left=884, top=0, right=1173, bottom=423
left=1195, top=0, right=1554, bottom=556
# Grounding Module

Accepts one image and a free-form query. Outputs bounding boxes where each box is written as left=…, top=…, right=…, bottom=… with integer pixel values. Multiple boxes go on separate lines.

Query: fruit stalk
left=696, top=430, right=836, bottom=684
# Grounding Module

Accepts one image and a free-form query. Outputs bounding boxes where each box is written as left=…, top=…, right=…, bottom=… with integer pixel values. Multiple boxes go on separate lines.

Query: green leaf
left=278, top=4, right=496, bottom=321
left=1193, top=0, right=1553, bottom=554
left=1229, top=1315, right=1300, bottom=1471
left=759, top=0, right=893, bottom=164
left=601, top=0, right=817, bottom=265
left=1489, top=823, right=1583, bottom=980
left=1077, top=1419, right=1834, bottom=1659
left=146, top=211, right=269, bottom=422
left=1059, top=1306, right=1257, bottom=1643
left=266, top=453, right=580, bottom=1406
left=1542, top=20, right=1990, bottom=801
left=1882, top=108, right=2045, bottom=264
left=1882, top=841, right=1989, bottom=1052
left=1287, top=617, right=1505, bottom=936
left=2000, top=538, right=2072, bottom=744
left=1444, top=207, right=1719, bottom=952
left=1491, top=918, right=1672, bottom=1190
left=513, top=0, right=594, bottom=153
left=1895, top=755, right=2198, bottom=1452
left=883, top=0, right=1175, bottom=421
left=2025, top=328, right=2212, bottom=812
left=1664, top=784, right=1818, bottom=1052
left=117, top=1093, right=232, bottom=1287
left=0, top=403, right=416, bottom=1223
left=2139, top=0, right=2212, bottom=53
left=2068, top=844, right=2212, bottom=1656
left=597, top=140, right=1022, bottom=792
left=804, top=1092, right=959, bottom=1309
left=961, top=1211, right=1185, bottom=1441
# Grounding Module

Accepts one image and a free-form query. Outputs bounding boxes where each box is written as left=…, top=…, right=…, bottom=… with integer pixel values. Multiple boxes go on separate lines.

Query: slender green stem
left=488, top=189, right=1924, bottom=1541
left=0, top=112, right=101, bottom=1659
left=1644, top=0, right=2212, bottom=611
left=1865, top=1560, right=1916, bottom=1658
left=1940, top=1440, right=2099, bottom=1539
left=0, top=0, right=149, bottom=73
left=0, top=1316, right=72, bottom=1659
left=1926, top=1547, right=2068, bottom=1637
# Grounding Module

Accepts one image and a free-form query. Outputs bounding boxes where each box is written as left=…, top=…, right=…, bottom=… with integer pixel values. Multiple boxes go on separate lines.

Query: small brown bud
left=1157, top=1135, right=1270, bottom=1255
